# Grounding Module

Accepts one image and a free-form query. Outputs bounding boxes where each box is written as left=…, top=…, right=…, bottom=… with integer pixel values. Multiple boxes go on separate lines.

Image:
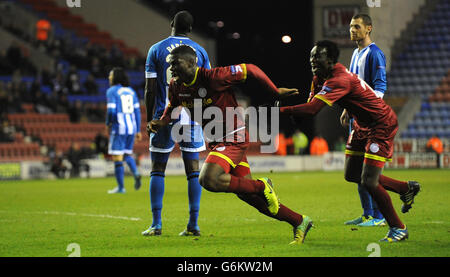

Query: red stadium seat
left=0, top=143, right=43, bottom=162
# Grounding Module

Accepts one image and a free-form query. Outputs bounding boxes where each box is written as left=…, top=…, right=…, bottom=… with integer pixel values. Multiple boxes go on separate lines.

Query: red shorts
left=345, top=119, right=398, bottom=168
left=204, top=142, right=251, bottom=177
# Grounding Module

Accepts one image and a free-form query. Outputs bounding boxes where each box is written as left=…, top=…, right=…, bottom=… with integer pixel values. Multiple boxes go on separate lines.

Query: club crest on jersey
left=369, top=143, right=380, bottom=153
left=230, top=65, right=243, bottom=75
left=198, top=87, right=207, bottom=98
left=215, top=146, right=226, bottom=152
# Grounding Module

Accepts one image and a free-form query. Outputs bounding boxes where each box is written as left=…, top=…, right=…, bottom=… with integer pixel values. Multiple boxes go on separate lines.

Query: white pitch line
left=0, top=210, right=141, bottom=221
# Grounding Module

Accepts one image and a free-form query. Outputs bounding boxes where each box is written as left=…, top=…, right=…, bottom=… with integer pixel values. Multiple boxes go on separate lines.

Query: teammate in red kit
left=149, top=45, right=314, bottom=244
left=277, top=40, right=420, bottom=242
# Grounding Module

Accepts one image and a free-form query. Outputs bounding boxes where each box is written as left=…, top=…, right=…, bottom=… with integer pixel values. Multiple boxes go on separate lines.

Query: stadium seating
left=387, top=0, right=450, bottom=139
left=7, top=113, right=70, bottom=126
left=17, top=0, right=140, bottom=55
left=0, top=142, right=43, bottom=162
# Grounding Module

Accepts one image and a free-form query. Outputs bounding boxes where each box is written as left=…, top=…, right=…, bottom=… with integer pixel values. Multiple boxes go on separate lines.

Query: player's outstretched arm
left=245, top=64, right=298, bottom=99
left=277, top=96, right=326, bottom=116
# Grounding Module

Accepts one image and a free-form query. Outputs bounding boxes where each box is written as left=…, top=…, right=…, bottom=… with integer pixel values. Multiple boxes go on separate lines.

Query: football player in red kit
left=278, top=40, right=420, bottom=242
left=149, top=45, right=313, bottom=245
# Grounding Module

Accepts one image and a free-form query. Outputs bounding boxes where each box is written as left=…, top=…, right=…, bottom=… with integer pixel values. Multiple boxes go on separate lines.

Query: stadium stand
left=385, top=0, right=450, bottom=139
left=0, top=142, right=42, bottom=162
left=1, top=0, right=448, bottom=167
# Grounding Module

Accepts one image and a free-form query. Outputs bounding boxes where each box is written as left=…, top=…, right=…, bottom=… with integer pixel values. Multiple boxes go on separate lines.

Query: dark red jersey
left=162, top=64, right=279, bottom=143
left=311, top=63, right=396, bottom=129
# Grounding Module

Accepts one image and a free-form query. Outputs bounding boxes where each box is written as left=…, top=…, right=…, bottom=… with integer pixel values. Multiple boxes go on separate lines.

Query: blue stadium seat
left=431, top=118, right=442, bottom=128
left=0, top=76, right=12, bottom=82
left=41, top=85, right=52, bottom=94
left=417, top=110, right=430, bottom=118
left=440, top=109, right=450, bottom=118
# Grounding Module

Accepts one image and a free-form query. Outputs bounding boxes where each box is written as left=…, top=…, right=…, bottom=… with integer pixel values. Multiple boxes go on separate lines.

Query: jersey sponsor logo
left=181, top=98, right=213, bottom=108
left=369, top=143, right=380, bottom=153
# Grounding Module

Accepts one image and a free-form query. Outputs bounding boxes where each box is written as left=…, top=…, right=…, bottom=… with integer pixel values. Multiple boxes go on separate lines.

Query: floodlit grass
left=0, top=169, right=449, bottom=257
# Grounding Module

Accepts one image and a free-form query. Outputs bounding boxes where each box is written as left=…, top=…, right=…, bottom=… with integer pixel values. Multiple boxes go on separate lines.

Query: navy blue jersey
left=349, top=43, right=387, bottom=98
left=106, top=85, right=141, bottom=135
left=145, top=36, right=211, bottom=121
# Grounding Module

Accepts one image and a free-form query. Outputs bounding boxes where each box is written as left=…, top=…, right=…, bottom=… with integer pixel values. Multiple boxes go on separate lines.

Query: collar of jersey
left=358, top=42, right=374, bottom=53
left=169, top=35, right=190, bottom=40
left=183, top=67, right=199, bottom=87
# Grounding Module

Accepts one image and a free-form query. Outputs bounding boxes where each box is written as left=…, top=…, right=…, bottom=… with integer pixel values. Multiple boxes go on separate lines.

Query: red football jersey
left=311, top=63, right=396, bottom=129
left=165, top=64, right=278, bottom=143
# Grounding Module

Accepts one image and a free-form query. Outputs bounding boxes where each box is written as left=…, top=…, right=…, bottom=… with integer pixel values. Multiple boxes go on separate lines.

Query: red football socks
left=378, top=175, right=409, bottom=194
left=228, top=175, right=265, bottom=194
left=276, top=204, right=303, bottom=227
left=367, top=184, right=405, bottom=229
left=236, top=193, right=303, bottom=227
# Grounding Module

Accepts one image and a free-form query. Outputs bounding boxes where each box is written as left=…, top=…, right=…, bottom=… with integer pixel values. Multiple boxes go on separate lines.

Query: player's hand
left=135, top=132, right=142, bottom=141
left=340, top=109, right=350, bottom=128
left=277, top=88, right=299, bottom=98
left=147, top=120, right=166, bottom=134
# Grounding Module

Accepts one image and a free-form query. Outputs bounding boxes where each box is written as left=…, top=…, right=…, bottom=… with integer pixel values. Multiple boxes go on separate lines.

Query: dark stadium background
left=143, top=0, right=315, bottom=139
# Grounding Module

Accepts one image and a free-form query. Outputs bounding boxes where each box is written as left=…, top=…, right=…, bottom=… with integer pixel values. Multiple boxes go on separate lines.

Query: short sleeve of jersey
left=368, top=49, right=387, bottom=97
left=145, top=44, right=158, bottom=79
left=106, top=87, right=117, bottom=109
left=313, top=76, right=351, bottom=106
left=198, top=47, right=211, bottom=69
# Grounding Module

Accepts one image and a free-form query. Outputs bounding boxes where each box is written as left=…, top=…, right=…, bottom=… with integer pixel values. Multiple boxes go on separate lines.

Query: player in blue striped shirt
left=142, top=11, right=211, bottom=236
left=342, top=14, right=420, bottom=227
left=106, top=67, right=142, bottom=194
left=343, top=14, right=387, bottom=227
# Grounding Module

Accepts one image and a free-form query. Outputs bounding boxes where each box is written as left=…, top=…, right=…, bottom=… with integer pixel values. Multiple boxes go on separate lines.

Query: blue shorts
left=149, top=123, right=205, bottom=153
left=108, top=133, right=135, bottom=155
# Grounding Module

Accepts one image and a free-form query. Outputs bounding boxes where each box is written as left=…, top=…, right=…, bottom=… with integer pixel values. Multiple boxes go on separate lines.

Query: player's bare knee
left=152, top=162, right=167, bottom=173
left=361, top=176, right=378, bottom=190
left=183, top=159, right=199, bottom=175
left=199, top=173, right=219, bottom=192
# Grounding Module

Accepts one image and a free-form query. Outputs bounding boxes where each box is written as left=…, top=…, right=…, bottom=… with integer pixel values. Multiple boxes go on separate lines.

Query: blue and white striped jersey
left=349, top=43, right=387, bottom=98
left=106, top=85, right=141, bottom=135
left=145, top=36, right=211, bottom=121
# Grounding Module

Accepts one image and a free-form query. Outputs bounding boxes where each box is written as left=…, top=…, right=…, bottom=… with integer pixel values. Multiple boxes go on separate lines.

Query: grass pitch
left=0, top=169, right=449, bottom=257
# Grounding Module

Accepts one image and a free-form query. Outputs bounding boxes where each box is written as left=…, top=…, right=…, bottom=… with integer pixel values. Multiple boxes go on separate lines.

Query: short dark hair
left=172, top=10, right=193, bottom=34
left=352, top=13, right=372, bottom=27
left=171, top=44, right=196, bottom=62
left=111, top=67, right=129, bottom=87
left=315, top=40, right=340, bottom=63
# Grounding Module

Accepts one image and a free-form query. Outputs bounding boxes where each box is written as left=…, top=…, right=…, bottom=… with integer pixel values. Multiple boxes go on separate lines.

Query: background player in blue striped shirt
left=341, top=14, right=420, bottom=227
left=106, top=67, right=142, bottom=194
left=142, top=11, right=211, bottom=236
